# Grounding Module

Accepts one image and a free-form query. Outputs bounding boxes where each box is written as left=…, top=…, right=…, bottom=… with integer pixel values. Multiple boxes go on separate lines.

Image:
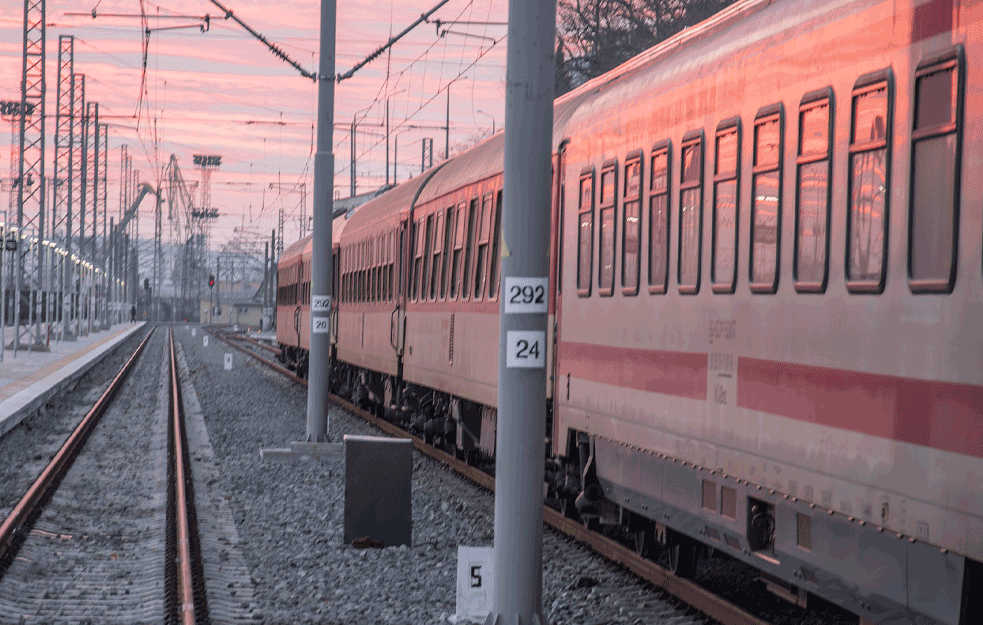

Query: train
left=276, top=0, right=983, bottom=623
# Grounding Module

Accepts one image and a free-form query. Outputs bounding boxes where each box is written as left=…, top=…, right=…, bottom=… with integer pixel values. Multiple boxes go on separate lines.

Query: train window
left=429, top=212, right=444, bottom=300
left=909, top=47, right=963, bottom=293
left=374, top=238, right=381, bottom=302
left=648, top=141, right=670, bottom=294
left=422, top=214, right=434, bottom=302
left=380, top=235, right=387, bottom=302
left=474, top=194, right=493, bottom=299
left=622, top=153, right=642, bottom=295
left=450, top=203, right=466, bottom=299
left=751, top=104, right=783, bottom=294
left=462, top=199, right=478, bottom=299
left=847, top=69, right=893, bottom=293
left=439, top=208, right=453, bottom=299
left=412, top=220, right=424, bottom=301
left=598, top=162, right=617, bottom=296
left=362, top=242, right=368, bottom=303
left=388, top=230, right=396, bottom=302
left=489, top=190, right=503, bottom=299
left=795, top=89, right=833, bottom=292
left=712, top=118, right=740, bottom=294
left=370, top=240, right=376, bottom=303
left=678, top=131, right=703, bottom=294
left=577, top=170, right=595, bottom=297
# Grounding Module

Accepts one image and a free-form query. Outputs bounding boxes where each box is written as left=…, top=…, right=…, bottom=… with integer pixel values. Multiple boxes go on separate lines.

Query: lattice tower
left=14, top=0, right=47, bottom=343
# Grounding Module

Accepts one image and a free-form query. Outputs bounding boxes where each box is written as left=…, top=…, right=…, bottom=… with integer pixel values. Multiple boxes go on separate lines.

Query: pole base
left=483, top=614, right=548, bottom=625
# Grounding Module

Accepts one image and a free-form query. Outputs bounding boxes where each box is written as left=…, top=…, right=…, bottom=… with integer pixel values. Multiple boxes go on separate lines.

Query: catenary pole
left=486, top=0, right=555, bottom=620
left=306, top=0, right=336, bottom=441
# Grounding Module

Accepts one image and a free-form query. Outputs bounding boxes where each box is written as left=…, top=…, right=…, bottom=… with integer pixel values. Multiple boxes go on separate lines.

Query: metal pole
left=385, top=100, right=390, bottom=187
left=487, top=0, right=555, bottom=618
left=109, top=218, right=114, bottom=324
left=350, top=118, right=356, bottom=197
left=1, top=225, right=5, bottom=360
left=306, top=0, right=336, bottom=442
left=216, top=257, right=221, bottom=324
left=445, top=86, right=450, bottom=160
left=264, top=241, right=269, bottom=330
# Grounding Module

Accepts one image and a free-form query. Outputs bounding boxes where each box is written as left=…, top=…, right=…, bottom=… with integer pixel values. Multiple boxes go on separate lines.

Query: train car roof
left=279, top=204, right=360, bottom=263
left=281, top=234, right=311, bottom=262
left=342, top=167, right=445, bottom=240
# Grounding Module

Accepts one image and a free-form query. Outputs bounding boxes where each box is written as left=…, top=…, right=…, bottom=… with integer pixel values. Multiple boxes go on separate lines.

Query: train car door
left=549, top=141, right=567, bottom=451
left=391, top=218, right=409, bottom=359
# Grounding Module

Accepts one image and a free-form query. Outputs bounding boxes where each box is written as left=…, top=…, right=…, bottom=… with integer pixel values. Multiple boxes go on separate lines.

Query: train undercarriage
left=276, top=344, right=983, bottom=625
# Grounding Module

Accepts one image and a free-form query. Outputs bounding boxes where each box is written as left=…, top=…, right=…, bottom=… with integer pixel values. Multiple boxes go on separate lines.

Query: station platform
left=0, top=322, right=147, bottom=437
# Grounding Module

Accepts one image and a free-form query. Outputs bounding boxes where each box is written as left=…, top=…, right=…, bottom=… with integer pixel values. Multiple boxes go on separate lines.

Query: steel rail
left=206, top=326, right=299, bottom=381
left=204, top=326, right=769, bottom=625
left=212, top=327, right=281, bottom=356
left=0, top=327, right=155, bottom=570
left=168, top=329, right=198, bottom=625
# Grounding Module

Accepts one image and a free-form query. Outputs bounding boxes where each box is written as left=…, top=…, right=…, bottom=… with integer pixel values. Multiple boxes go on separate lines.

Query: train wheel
left=662, top=532, right=698, bottom=579
left=633, top=526, right=654, bottom=559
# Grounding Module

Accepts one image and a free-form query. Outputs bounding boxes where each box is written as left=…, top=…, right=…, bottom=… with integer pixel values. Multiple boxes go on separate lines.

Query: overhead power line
left=337, top=0, right=454, bottom=83
left=207, top=0, right=317, bottom=81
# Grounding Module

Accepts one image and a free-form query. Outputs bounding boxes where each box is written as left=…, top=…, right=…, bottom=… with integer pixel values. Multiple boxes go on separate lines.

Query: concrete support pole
left=216, top=256, right=221, bottom=324
left=485, top=0, right=555, bottom=620
left=306, top=0, right=336, bottom=442
left=264, top=241, right=270, bottom=330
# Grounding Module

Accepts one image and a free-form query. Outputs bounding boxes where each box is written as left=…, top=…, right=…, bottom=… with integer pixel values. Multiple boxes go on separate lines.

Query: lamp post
left=350, top=103, right=374, bottom=197
left=476, top=109, right=496, bottom=135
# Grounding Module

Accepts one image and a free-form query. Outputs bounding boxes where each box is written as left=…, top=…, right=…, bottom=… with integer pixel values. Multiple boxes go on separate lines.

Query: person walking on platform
left=130, top=305, right=136, bottom=323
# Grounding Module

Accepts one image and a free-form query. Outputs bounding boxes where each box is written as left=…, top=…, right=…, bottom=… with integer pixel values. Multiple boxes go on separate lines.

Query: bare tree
left=556, top=0, right=739, bottom=94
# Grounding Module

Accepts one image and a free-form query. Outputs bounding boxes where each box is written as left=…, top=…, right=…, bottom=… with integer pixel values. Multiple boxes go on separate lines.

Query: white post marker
left=203, top=335, right=208, bottom=347
left=456, top=546, right=494, bottom=621
left=191, top=327, right=196, bottom=337
left=224, top=353, right=233, bottom=370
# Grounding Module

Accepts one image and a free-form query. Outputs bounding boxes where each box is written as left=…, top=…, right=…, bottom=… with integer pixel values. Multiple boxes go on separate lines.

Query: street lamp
left=476, top=109, right=496, bottom=135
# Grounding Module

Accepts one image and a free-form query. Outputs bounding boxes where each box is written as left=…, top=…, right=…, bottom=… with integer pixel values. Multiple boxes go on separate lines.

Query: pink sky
left=0, top=0, right=508, bottom=255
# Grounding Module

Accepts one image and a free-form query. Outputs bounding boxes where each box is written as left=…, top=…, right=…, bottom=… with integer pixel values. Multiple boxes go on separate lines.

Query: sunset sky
left=0, top=0, right=508, bottom=258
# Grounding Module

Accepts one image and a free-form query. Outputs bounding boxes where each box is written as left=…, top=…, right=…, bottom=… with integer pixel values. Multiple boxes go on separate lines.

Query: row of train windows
left=409, top=192, right=503, bottom=304
left=576, top=48, right=964, bottom=297
left=341, top=230, right=397, bottom=304
left=340, top=192, right=505, bottom=305
left=276, top=263, right=308, bottom=305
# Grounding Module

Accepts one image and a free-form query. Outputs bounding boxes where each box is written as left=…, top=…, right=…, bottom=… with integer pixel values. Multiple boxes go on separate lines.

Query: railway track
left=207, top=325, right=771, bottom=625
left=0, top=327, right=211, bottom=624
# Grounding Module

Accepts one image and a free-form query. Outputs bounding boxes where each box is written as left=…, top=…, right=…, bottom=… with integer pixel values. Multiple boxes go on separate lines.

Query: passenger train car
left=276, top=0, right=983, bottom=623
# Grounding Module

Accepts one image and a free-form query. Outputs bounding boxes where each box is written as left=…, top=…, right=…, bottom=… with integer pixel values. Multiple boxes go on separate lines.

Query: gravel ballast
left=177, top=326, right=705, bottom=625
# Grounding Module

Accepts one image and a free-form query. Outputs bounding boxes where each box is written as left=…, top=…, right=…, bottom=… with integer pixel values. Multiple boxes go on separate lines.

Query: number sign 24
left=506, top=331, right=545, bottom=368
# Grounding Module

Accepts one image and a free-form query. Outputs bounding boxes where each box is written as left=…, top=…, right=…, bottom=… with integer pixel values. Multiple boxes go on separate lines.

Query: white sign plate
left=224, top=353, right=233, bottom=370
left=203, top=335, right=209, bottom=347
left=503, top=277, right=548, bottom=314
left=312, top=316, right=330, bottom=334
left=312, top=295, right=331, bottom=312
left=455, top=546, right=493, bottom=621
left=506, top=330, right=545, bottom=368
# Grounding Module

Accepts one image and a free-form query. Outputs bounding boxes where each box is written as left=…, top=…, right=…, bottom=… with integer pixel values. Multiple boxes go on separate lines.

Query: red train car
left=279, top=1, right=983, bottom=623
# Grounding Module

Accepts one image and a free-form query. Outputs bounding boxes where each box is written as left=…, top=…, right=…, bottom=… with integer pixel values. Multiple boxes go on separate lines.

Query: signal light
left=208, top=274, right=215, bottom=288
